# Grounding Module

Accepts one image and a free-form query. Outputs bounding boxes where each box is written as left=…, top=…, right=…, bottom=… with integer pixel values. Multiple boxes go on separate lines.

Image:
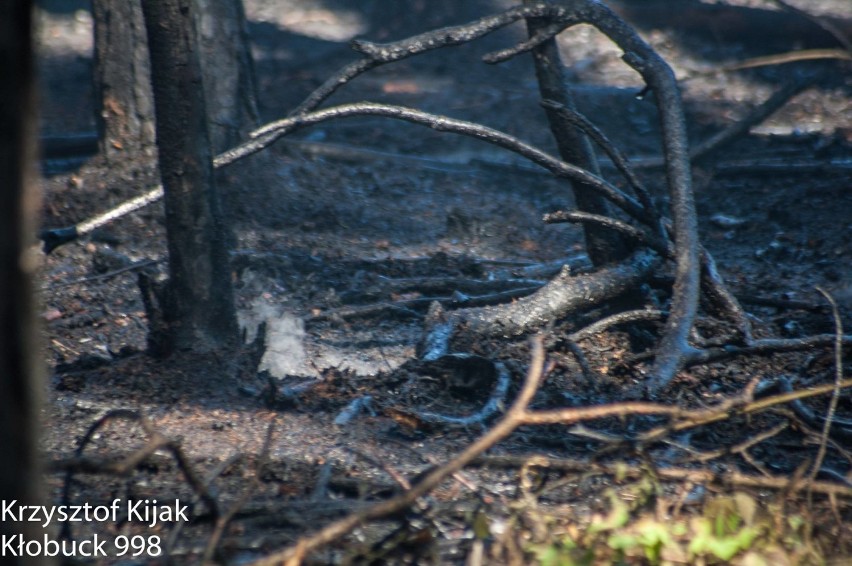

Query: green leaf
left=706, top=527, right=760, bottom=561
left=635, top=520, right=672, bottom=563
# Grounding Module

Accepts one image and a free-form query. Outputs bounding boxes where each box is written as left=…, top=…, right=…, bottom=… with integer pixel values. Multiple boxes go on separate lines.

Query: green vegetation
left=526, top=484, right=825, bottom=565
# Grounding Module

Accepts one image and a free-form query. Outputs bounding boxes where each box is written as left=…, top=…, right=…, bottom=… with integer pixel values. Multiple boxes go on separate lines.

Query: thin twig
left=636, top=378, right=852, bottom=445
left=544, top=209, right=670, bottom=255
left=692, top=48, right=852, bottom=75
left=672, top=422, right=789, bottom=466
left=698, top=246, right=753, bottom=340
left=683, top=334, right=852, bottom=367
left=767, top=377, right=852, bottom=438
left=568, top=309, right=667, bottom=342
left=563, top=339, right=596, bottom=381
left=45, top=259, right=162, bottom=291
left=344, top=447, right=411, bottom=491
left=808, top=288, right=845, bottom=500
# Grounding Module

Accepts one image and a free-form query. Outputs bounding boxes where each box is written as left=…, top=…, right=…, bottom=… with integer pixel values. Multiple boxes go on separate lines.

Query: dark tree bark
left=141, top=0, right=239, bottom=354
left=92, top=0, right=156, bottom=161
left=194, top=0, right=259, bottom=153
left=524, top=0, right=629, bottom=266
left=0, top=1, right=48, bottom=562
left=93, top=0, right=257, bottom=160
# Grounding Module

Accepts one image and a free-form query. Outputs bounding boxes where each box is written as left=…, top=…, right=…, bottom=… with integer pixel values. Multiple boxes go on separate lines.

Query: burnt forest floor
left=34, top=0, right=852, bottom=564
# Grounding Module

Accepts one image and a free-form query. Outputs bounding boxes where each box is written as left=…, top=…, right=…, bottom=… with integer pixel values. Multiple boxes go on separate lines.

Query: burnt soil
left=35, top=0, right=852, bottom=563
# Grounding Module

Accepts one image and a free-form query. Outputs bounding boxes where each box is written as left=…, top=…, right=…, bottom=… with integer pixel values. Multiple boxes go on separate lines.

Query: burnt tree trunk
left=93, top=0, right=257, bottom=161
left=194, top=0, right=259, bottom=154
left=524, top=0, right=629, bottom=266
left=92, top=0, right=156, bottom=161
left=141, top=0, right=238, bottom=354
left=0, top=1, right=48, bottom=561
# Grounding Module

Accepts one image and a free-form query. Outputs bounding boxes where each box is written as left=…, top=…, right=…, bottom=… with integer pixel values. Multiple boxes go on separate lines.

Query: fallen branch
left=44, top=258, right=162, bottom=291
left=418, top=249, right=660, bottom=360
left=411, top=361, right=511, bottom=427
left=682, top=334, right=852, bottom=367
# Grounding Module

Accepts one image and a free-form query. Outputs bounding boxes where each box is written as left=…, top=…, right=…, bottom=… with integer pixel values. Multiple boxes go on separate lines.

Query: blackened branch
left=454, top=0, right=702, bottom=393
left=545, top=210, right=671, bottom=256
left=540, top=100, right=659, bottom=229
left=227, top=102, right=648, bottom=221
left=291, top=3, right=575, bottom=116
left=447, top=249, right=660, bottom=338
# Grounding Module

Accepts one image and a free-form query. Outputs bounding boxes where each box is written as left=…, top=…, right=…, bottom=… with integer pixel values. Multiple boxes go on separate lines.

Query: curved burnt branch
left=569, top=308, right=667, bottom=342
left=545, top=210, right=670, bottom=256
left=477, top=1, right=701, bottom=394
left=540, top=100, right=659, bottom=230
left=412, top=361, right=512, bottom=427
left=591, top=7, right=700, bottom=394
left=225, top=102, right=648, bottom=222
left=289, top=3, right=577, bottom=116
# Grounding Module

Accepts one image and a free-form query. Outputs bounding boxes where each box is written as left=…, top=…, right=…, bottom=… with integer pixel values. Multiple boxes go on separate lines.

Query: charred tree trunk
left=92, top=0, right=156, bottom=161
left=0, top=1, right=48, bottom=561
left=524, top=0, right=629, bottom=266
left=93, top=0, right=256, bottom=161
left=141, top=0, right=238, bottom=354
left=194, top=0, right=259, bottom=154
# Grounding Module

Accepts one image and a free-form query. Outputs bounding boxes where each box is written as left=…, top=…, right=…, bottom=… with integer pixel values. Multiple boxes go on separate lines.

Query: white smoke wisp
left=239, top=299, right=309, bottom=378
